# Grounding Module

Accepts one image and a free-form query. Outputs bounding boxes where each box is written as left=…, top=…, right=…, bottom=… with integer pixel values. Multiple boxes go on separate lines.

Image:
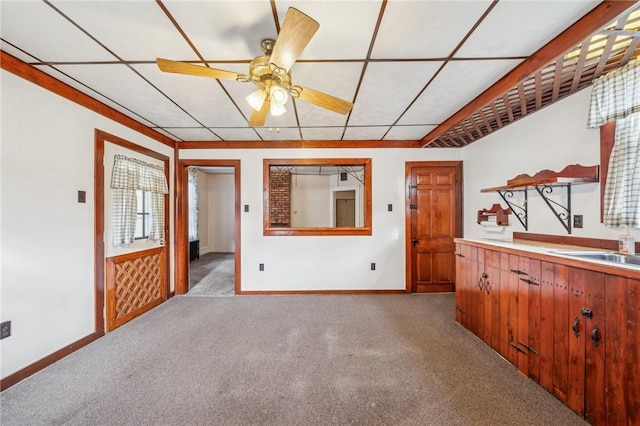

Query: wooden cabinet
left=455, top=240, right=639, bottom=426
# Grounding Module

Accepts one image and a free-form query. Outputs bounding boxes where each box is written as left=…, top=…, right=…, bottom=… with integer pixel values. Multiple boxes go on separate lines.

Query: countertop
left=455, top=237, right=640, bottom=278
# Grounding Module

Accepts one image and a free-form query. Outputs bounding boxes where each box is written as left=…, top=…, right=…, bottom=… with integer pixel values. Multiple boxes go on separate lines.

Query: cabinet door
left=472, top=247, right=486, bottom=341
left=567, top=267, right=605, bottom=422
left=484, top=250, right=500, bottom=350
left=527, top=258, right=542, bottom=384
left=628, top=278, right=640, bottom=425
left=507, top=254, right=522, bottom=366
left=499, top=252, right=511, bottom=360
left=461, top=244, right=473, bottom=330
left=516, top=256, right=530, bottom=376
left=604, top=274, right=627, bottom=425
left=455, top=243, right=464, bottom=324
left=553, top=263, right=570, bottom=404
left=539, top=261, right=555, bottom=393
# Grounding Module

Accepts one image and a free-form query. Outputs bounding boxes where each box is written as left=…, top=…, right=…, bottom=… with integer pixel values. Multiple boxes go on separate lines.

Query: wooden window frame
left=263, top=158, right=372, bottom=236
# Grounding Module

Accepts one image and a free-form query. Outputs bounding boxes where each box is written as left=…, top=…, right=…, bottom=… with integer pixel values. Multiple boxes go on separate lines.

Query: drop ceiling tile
left=290, top=62, right=362, bottom=127
left=343, top=126, right=389, bottom=140
left=161, top=1, right=275, bottom=60
left=160, top=128, right=221, bottom=141
left=301, top=127, right=346, bottom=140
left=52, top=64, right=201, bottom=127
left=455, top=1, right=601, bottom=57
left=275, top=1, right=381, bottom=60
left=0, top=1, right=114, bottom=62
left=385, top=125, right=436, bottom=141
left=0, top=43, right=39, bottom=64
left=398, top=59, right=522, bottom=125
left=50, top=0, right=196, bottom=61
left=132, top=63, right=248, bottom=127
left=32, top=65, right=157, bottom=128
left=349, top=61, right=443, bottom=126
left=372, top=1, right=493, bottom=59
left=212, top=127, right=261, bottom=141
left=151, top=128, right=182, bottom=142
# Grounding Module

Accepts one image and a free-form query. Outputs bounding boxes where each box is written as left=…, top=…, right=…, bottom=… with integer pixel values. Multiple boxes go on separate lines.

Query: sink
left=551, top=250, right=640, bottom=266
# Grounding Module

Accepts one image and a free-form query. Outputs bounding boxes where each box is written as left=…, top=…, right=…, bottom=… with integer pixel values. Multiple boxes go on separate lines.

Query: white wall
left=291, top=174, right=331, bottom=227
left=206, top=173, right=235, bottom=253
left=196, top=170, right=210, bottom=251
left=462, top=88, right=640, bottom=243
left=180, top=148, right=462, bottom=291
left=0, top=70, right=174, bottom=379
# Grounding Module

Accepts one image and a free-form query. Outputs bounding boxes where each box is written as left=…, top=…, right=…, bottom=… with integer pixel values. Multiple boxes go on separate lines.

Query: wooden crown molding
left=177, top=139, right=423, bottom=149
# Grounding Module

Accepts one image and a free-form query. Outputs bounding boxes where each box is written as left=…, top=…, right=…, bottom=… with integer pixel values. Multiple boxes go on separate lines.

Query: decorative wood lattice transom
left=427, top=6, right=640, bottom=148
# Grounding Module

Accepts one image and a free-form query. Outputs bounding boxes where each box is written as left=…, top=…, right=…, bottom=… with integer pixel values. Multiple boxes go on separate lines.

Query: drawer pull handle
left=591, top=324, right=601, bottom=347
left=572, top=316, right=580, bottom=337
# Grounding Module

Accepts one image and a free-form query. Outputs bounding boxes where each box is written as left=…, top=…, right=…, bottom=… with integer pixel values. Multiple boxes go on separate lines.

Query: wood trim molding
left=175, top=159, right=242, bottom=295
left=0, top=331, right=102, bottom=391
left=262, top=158, right=372, bottom=236
left=513, top=232, right=640, bottom=253
left=178, top=140, right=423, bottom=150
left=421, top=0, right=637, bottom=146
left=1, top=51, right=176, bottom=148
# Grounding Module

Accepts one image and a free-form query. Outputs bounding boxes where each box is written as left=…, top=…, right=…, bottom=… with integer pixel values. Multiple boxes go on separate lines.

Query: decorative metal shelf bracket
left=535, top=184, right=571, bottom=234
left=497, top=189, right=528, bottom=231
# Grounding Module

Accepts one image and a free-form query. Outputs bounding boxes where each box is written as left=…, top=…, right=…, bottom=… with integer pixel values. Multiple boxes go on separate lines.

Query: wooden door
left=407, top=163, right=462, bottom=293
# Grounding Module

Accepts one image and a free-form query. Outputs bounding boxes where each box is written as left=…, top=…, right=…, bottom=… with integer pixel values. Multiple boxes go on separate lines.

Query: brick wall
left=270, top=171, right=291, bottom=227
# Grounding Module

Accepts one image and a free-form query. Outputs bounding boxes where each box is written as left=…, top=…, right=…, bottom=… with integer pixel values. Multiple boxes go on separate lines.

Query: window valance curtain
left=111, top=154, right=169, bottom=246
left=587, top=58, right=640, bottom=228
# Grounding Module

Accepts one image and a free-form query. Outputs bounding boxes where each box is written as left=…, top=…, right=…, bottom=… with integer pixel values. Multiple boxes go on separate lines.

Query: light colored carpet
left=0, top=293, right=587, bottom=426
left=188, top=252, right=235, bottom=296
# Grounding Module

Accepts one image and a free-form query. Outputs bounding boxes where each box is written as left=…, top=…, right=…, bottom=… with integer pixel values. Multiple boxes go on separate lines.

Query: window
left=135, top=190, right=152, bottom=239
left=263, top=158, right=372, bottom=236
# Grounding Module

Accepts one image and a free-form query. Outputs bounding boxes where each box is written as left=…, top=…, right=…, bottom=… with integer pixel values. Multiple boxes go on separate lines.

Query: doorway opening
left=176, top=160, right=241, bottom=295
left=187, top=166, right=236, bottom=296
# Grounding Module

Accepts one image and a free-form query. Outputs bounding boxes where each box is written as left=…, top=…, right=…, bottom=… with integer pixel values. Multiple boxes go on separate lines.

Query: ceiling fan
left=156, top=7, right=354, bottom=127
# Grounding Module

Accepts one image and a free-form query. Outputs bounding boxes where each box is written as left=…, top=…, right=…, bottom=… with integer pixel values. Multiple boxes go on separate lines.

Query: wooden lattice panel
left=427, top=5, right=640, bottom=148
left=106, top=247, right=166, bottom=331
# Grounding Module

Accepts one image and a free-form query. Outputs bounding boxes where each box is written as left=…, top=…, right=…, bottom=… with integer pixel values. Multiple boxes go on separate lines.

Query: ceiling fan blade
left=156, top=58, right=247, bottom=81
left=293, top=86, right=353, bottom=115
left=269, top=8, right=319, bottom=74
left=249, top=99, right=270, bottom=127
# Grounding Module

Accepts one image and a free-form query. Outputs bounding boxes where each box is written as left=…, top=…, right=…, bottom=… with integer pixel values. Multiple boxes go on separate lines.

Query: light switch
left=78, top=190, right=86, bottom=203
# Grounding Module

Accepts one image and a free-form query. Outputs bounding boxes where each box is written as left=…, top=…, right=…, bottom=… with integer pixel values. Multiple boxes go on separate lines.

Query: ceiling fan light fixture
left=246, top=89, right=267, bottom=111
left=270, top=84, right=289, bottom=106
left=270, top=102, right=286, bottom=117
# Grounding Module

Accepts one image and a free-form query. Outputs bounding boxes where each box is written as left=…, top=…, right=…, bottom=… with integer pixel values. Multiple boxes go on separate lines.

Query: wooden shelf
left=480, top=164, right=599, bottom=234
left=481, top=164, right=599, bottom=192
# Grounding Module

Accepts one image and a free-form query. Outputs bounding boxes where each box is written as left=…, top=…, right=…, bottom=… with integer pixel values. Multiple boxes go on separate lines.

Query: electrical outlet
left=388, top=204, right=393, bottom=212
left=371, top=263, right=376, bottom=271
left=573, top=214, right=583, bottom=229
left=259, top=263, right=264, bottom=271
left=244, top=205, right=249, bottom=213
left=0, top=321, right=11, bottom=339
